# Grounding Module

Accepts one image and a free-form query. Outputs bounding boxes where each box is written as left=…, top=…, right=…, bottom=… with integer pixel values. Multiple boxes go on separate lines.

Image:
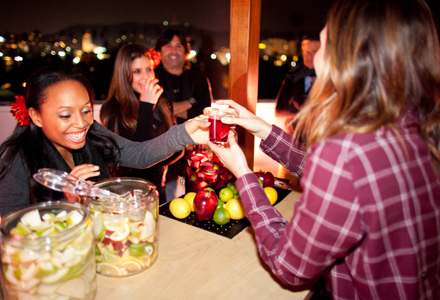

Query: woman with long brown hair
left=209, top=0, right=440, bottom=298
left=100, top=43, right=181, bottom=203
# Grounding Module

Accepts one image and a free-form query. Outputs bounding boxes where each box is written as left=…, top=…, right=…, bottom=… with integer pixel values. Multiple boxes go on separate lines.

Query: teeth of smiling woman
left=66, top=132, right=85, bottom=141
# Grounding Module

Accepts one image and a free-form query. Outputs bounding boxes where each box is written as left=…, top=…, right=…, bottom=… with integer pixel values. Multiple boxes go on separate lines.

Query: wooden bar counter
left=95, top=190, right=309, bottom=300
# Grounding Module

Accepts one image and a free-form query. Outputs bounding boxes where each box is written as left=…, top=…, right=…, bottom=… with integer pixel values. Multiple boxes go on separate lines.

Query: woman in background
left=100, top=43, right=181, bottom=203
left=209, top=0, right=440, bottom=299
left=0, top=66, right=208, bottom=216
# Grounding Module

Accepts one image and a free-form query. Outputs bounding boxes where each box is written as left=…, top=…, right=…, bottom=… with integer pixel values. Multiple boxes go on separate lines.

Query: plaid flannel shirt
left=236, top=108, right=440, bottom=300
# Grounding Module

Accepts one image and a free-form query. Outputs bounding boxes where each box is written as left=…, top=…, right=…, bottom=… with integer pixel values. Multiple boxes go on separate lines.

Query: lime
left=213, top=208, right=230, bottom=225
left=223, top=198, right=246, bottom=220
left=129, top=243, right=146, bottom=257
left=226, top=182, right=239, bottom=195
left=219, top=187, right=234, bottom=202
left=183, top=192, right=197, bottom=212
left=97, top=263, right=122, bottom=276
left=264, top=187, right=278, bottom=205
left=169, top=198, right=191, bottom=219
left=216, top=199, right=225, bottom=209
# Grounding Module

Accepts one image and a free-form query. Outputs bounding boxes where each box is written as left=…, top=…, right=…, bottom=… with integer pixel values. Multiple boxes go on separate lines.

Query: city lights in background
left=0, top=23, right=303, bottom=70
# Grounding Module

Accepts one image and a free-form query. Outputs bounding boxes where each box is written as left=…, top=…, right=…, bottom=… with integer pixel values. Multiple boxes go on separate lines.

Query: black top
left=275, top=63, right=316, bottom=115
left=154, top=65, right=213, bottom=124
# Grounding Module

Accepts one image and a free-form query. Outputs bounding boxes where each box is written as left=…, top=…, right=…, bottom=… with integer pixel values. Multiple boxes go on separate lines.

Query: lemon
left=97, top=263, right=122, bottom=276
left=264, top=187, right=278, bottom=205
left=213, top=208, right=230, bottom=225
left=169, top=198, right=191, bottom=219
left=183, top=192, right=197, bottom=212
left=223, top=198, right=246, bottom=220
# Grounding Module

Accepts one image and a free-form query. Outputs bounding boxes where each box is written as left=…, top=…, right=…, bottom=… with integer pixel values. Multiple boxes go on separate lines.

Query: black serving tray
left=159, top=186, right=291, bottom=239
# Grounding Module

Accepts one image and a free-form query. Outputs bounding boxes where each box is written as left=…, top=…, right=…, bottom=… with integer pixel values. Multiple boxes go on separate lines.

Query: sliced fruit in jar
left=104, top=251, right=122, bottom=265
left=139, top=211, right=155, bottom=241
left=69, top=231, right=92, bottom=256
left=109, top=222, right=130, bottom=242
left=56, top=277, right=87, bottom=299
left=144, top=243, right=155, bottom=257
left=119, top=261, right=142, bottom=272
left=129, top=243, right=146, bottom=257
left=97, top=263, right=122, bottom=276
left=93, top=211, right=105, bottom=239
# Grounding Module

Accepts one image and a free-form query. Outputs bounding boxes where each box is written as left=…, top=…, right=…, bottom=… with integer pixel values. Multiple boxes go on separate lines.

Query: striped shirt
left=236, top=108, right=440, bottom=300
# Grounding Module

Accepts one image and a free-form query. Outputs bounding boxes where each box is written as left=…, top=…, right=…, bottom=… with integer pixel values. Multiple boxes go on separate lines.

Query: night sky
left=1, top=0, right=332, bottom=36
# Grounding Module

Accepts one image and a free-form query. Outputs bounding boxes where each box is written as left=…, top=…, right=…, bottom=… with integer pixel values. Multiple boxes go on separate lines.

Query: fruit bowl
left=160, top=186, right=291, bottom=239
left=185, top=145, right=235, bottom=193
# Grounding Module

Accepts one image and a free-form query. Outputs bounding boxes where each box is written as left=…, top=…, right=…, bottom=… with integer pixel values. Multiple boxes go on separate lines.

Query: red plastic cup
left=204, top=106, right=233, bottom=145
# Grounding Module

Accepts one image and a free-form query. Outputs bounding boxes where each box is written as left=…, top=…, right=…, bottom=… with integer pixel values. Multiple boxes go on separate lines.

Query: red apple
left=254, top=170, right=275, bottom=188
left=193, top=190, right=218, bottom=221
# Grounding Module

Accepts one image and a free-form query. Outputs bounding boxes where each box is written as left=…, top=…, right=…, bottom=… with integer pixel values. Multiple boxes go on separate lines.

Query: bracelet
left=187, top=97, right=197, bottom=107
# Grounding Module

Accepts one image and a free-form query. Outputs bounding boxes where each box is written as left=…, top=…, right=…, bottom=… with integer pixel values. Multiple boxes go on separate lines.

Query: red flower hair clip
left=147, top=49, right=161, bottom=68
left=10, top=95, right=30, bottom=126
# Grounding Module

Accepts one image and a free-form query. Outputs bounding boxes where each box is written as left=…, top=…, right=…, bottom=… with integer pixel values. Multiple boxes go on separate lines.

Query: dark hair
left=0, top=66, right=120, bottom=203
left=154, top=29, right=190, bottom=54
left=302, top=34, right=320, bottom=42
left=295, top=0, right=440, bottom=162
left=101, top=43, right=152, bottom=133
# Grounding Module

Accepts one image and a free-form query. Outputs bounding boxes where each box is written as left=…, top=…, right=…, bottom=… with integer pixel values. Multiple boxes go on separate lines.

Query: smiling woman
left=0, top=66, right=210, bottom=216
left=28, top=80, right=94, bottom=168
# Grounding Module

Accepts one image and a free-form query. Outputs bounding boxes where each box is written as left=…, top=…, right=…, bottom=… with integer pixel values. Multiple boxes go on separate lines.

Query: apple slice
left=20, top=209, right=42, bottom=228
left=56, top=277, right=87, bottom=299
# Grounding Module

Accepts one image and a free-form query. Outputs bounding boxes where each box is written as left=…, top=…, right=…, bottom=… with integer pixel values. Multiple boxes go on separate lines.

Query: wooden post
left=229, top=0, right=261, bottom=169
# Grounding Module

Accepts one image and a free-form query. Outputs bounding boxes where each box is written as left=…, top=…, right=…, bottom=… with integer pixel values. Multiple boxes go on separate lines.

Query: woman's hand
left=215, top=100, right=273, bottom=140
left=139, top=78, right=163, bottom=105
left=208, top=131, right=253, bottom=179
left=70, top=164, right=100, bottom=180
left=184, top=115, right=210, bottom=145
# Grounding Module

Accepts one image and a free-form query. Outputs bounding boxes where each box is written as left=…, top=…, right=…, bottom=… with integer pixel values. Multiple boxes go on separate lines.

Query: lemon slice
left=69, top=231, right=92, bottom=256
left=109, top=222, right=130, bottom=242
left=104, top=251, right=122, bottom=266
left=97, top=263, right=122, bottom=276
left=103, top=216, right=127, bottom=231
left=119, top=261, right=142, bottom=272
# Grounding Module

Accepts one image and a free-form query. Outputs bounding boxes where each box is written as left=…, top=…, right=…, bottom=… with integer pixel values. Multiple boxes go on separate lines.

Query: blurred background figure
left=274, top=35, right=320, bottom=185
left=100, top=43, right=181, bottom=204
left=275, top=35, right=320, bottom=134
left=154, top=29, right=213, bottom=201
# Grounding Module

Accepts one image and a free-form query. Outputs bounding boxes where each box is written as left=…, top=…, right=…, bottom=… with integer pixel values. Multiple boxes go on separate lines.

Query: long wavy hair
left=294, top=0, right=440, bottom=162
left=0, top=66, right=120, bottom=203
left=100, top=43, right=174, bottom=135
